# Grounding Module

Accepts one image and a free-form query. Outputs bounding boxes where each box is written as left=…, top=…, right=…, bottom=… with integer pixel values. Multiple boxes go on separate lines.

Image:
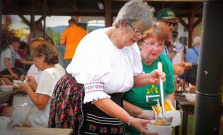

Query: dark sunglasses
left=165, top=22, right=177, bottom=27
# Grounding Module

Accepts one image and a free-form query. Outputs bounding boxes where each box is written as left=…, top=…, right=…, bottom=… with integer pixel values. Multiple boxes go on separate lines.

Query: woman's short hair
left=32, top=42, right=59, bottom=64
left=113, top=0, right=154, bottom=30
left=144, top=21, right=170, bottom=41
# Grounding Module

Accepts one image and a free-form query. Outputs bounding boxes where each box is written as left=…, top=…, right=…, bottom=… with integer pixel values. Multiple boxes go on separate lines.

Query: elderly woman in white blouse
left=49, top=0, right=165, bottom=134
left=1, top=41, right=65, bottom=128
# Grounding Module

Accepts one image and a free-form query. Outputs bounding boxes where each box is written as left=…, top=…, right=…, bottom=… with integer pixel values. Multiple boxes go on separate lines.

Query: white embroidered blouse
left=66, top=28, right=143, bottom=103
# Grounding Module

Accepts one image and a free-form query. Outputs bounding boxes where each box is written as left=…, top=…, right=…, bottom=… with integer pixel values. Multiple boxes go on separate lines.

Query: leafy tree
left=87, top=27, right=94, bottom=33
left=1, top=15, right=16, bottom=52
left=46, top=27, right=60, bottom=46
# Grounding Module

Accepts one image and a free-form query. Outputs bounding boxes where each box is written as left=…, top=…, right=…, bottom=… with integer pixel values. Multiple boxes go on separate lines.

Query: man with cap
left=157, top=8, right=185, bottom=76
left=0, top=37, right=24, bottom=79
left=157, top=8, right=178, bottom=35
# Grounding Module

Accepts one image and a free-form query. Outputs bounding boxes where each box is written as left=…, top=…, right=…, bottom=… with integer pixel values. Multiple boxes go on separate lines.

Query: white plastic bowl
left=184, top=93, right=196, bottom=103
left=0, top=85, right=13, bottom=92
left=147, top=122, right=173, bottom=135
left=13, top=80, right=22, bottom=87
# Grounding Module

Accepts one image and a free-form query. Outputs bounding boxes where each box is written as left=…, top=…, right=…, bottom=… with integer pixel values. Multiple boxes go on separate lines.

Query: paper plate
left=0, top=85, right=13, bottom=92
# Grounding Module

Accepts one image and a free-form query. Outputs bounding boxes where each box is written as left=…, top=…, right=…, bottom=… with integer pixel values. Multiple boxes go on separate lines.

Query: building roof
left=2, top=0, right=203, bottom=18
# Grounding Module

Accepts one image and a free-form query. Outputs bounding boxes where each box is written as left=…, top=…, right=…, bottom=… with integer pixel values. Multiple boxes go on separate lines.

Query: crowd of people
left=0, top=0, right=203, bottom=134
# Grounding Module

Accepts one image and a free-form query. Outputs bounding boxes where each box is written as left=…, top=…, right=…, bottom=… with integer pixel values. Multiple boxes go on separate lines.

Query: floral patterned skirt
left=48, top=74, right=84, bottom=135
left=80, top=93, right=125, bottom=135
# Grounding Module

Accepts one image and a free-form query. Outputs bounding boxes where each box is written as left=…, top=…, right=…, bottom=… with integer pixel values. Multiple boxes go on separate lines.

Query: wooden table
left=1, top=75, right=14, bottom=79
left=175, top=93, right=223, bottom=135
left=21, top=60, right=35, bottom=65
left=14, top=127, right=73, bottom=135
left=175, top=94, right=195, bottom=135
left=0, top=89, right=17, bottom=106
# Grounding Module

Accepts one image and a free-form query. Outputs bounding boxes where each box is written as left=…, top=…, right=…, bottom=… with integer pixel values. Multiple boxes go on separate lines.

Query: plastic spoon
left=2, top=80, right=6, bottom=86
left=23, top=78, right=28, bottom=83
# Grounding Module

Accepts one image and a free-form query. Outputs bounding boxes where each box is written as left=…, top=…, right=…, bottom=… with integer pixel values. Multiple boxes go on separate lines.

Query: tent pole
left=193, top=0, right=223, bottom=135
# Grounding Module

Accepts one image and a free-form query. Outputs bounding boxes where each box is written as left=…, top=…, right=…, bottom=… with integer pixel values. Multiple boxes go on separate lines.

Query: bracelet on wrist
left=128, top=116, right=134, bottom=126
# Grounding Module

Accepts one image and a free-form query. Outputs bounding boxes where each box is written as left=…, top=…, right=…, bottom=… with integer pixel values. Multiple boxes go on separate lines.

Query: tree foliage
left=1, top=15, right=16, bottom=52
left=46, top=27, right=60, bottom=46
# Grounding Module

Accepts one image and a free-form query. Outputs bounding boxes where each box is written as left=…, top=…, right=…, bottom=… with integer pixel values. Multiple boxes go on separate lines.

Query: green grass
left=172, top=114, right=194, bottom=135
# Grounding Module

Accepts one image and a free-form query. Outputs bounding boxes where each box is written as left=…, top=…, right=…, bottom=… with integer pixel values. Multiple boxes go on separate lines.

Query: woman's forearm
left=26, top=89, right=49, bottom=110
left=123, top=100, right=155, bottom=120
left=123, top=100, right=143, bottom=117
left=133, top=73, right=150, bottom=88
left=26, top=87, right=38, bottom=105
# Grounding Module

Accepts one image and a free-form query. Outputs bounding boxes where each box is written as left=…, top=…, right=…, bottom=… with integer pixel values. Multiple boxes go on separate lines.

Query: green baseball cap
left=157, top=8, right=178, bottom=20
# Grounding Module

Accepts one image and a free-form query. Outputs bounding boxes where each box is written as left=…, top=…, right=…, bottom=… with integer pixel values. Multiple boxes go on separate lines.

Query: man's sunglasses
left=165, top=22, right=177, bottom=27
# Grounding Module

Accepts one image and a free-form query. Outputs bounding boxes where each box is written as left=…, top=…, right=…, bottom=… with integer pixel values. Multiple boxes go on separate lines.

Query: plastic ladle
left=157, top=62, right=173, bottom=126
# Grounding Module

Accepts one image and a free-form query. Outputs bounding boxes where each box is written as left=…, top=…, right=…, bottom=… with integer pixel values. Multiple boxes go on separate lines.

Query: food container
left=184, top=93, right=196, bottom=103
left=0, top=85, right=14, bottom=92
left=13, top=80, right=22, bottom=87
left=147, top=121, right=173, bottom=135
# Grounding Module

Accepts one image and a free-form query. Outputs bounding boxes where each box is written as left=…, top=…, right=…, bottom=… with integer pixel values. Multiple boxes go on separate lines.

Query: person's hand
left=147, top=69, right=166, bottom=84
left=11, top=73, right=18, bottom=79
left=18, top=82, right=31, bottom=93
left=26, top=76, right=38, bottom=91
left=0, top=78, right=13, bottom=85
left=138, top=110, right=155, bottom=120
left=130, top=117, right=152, bottom=135
left=184, top=63, right=192, bottom=70
left=173, top=65, right=184, bottom=75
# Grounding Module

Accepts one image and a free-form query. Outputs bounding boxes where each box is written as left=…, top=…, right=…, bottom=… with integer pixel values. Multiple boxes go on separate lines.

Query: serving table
left=174, top=92, right=223, bottom=135
left=174, top=93, right=195, bottom=135
left=14, top=127, right=73, bottom=135
left=0, top=88, right=18, bottom=106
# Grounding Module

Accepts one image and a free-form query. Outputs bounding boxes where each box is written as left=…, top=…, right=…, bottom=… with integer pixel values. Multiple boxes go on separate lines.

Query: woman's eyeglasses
left=125, top=22, right=148, bottom=36
left=32, top=55, right=42, bottom=61
left=33, top=56, right=38, bottom=61
left=165, top=22, right=177, bottom=27
left=141, top=40, right=164, bottom=48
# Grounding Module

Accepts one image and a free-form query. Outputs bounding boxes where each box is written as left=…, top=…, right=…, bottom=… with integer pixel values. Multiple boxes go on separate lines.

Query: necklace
left=112, top=27, right=117, bottom=48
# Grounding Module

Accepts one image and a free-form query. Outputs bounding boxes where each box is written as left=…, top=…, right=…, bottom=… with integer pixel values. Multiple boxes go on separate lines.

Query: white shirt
left=26, top=64, right=64, bottom=106
left=35, top=66, right=66, bottom=112
left=12, top=66, right=65, bottom=128
left=172, top=52, right=183, bottom=78
left=67, top=28, right=142, bottom=103
left=27, top=63, right=64, bottom=82
left=0, top=45, right=21, bottom=72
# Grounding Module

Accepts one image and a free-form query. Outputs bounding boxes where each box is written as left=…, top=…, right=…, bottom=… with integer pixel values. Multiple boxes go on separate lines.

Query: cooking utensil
left=1, top=80, right=6, bottom=86
left=158, top=62, right=165, bottom=117
left=23, top=78, right=28, bottom=83
left=157, top=62, right=172, bottom=125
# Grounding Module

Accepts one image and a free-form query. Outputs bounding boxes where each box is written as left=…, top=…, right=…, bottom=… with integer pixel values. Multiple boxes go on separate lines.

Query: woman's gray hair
left=193, top=36, right=201, bottom=46
left=113, top=0, right=154, bottom=29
